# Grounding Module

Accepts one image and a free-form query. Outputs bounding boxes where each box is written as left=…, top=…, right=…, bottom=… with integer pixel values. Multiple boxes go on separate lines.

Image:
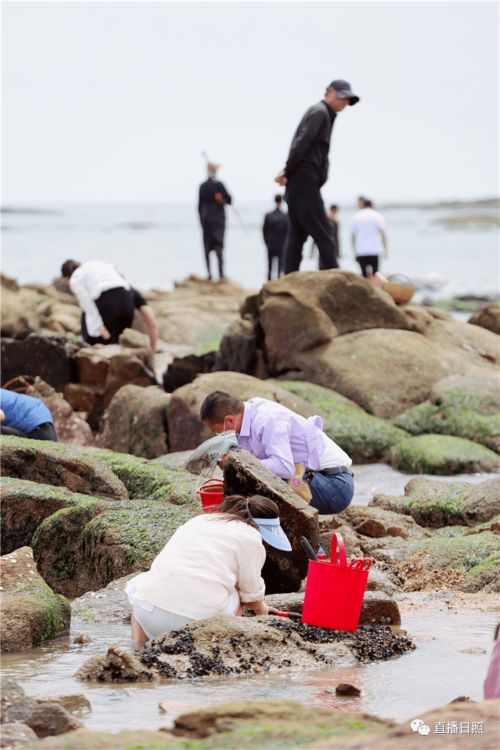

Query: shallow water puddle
left=1, top=599, right=497, bottom=730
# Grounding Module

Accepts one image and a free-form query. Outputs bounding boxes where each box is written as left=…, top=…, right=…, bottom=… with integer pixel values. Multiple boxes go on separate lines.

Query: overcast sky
left=2, top=1, right=499, bottom=203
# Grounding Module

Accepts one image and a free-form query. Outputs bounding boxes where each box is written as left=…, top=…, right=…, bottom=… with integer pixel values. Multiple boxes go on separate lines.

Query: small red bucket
left=196, top=479, right=224, bottom=512
left=302, top=533, right=371, bottom=631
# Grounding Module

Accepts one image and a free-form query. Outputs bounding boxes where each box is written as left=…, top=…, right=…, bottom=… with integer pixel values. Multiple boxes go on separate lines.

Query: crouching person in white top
left=125, top=494, right=291, bottom=649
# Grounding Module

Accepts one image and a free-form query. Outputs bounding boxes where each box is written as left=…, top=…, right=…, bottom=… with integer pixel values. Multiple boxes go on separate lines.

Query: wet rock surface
left=25, top=378, right=95, bottom=446
left=469, top=302, right=500, bottom=334
left=223, top=451, right=319, bottom=593
left=0, top=677, right=37, bottom=724
left=390, top=434, right=500, bottom=475
left=1, top=436, right=128, bottom=499
left=26, top=702, right=82, bottom=738
left=97, top=384, right=170, bottom=458
left=0, top=547, right=71, bottom=652
left=0, top=722, right=38, bottom=748
left=77, top=614, right=415, bottom=683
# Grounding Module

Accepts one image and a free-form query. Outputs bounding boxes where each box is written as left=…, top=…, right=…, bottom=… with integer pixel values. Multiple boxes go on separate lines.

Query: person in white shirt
left=125, top=494, right=291, bottom=648
left=60, top=259, right=158, bottom=350
left=350, top=199, right=388, bottom=278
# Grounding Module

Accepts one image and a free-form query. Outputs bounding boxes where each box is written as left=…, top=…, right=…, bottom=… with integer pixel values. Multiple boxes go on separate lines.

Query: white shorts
left=131, top=590, right=240, bottom=640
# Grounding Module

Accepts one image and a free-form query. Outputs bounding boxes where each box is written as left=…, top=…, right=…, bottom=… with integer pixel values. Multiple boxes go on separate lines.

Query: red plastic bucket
left=302, top=533, right=371, bottom=631
left=196, top=479, right=224, bottom=512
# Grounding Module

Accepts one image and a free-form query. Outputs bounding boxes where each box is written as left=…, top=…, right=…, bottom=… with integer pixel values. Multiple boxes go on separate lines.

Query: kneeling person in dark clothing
left=61, top=260, right=158, bottom=350
left=263, top=194, right=289, bottom=280
left=200, top=391, right=354, bottom=515
left=0, top=389, right=58, bottom=441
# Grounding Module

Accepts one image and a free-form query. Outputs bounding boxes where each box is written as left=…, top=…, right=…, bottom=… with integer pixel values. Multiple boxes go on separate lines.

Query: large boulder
left=275, top=328, right=498, bottom=419
left=257, top=271, right=410, bottom=370
left=390, top=434, right=500, bottom=474
left=0, top=436, right=128, bottom=499
left=394, top=378, right=500, bottom=452
left=275, top=380, right=409, bottom=462
left=25, top=702, right=81, bottom=738
left=223, top=451, right=319, bottom=593
left=167, top=371, right=313, bottom=452
left=469, top=302, right=500, bottom=334
left=25, top=378, right=95, bottom=447
left=0, top=547, right=71, bottom=651
left=97, top=384, right=170, bottom=458
left=0, top=334, right=77, bottom=389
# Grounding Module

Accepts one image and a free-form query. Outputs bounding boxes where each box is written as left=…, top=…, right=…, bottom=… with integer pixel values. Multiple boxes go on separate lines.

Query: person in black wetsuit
left=262, top=195, right=289, bottom=280
left=198, top=163, right=232, bottom=280
left=275, top=80, right=360, bottom=274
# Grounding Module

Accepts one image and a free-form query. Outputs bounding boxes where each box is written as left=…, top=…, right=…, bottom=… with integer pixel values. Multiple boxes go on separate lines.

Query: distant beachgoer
left=275, top=80, right=360, bottom=274
left=125, top=494, right=289, bottom=647
left=0, top=389, right=57, bottom=441
left=262, top=195, right=289, bottom=280
left=61, top=260, right=158, bottom=350
left=200, top=391, right=354, bottom=515
left=484, top=623, right=500, bottom=699
left=198, top=163, right=232, bottom=281
left=350, top=199, right=388, bottom=278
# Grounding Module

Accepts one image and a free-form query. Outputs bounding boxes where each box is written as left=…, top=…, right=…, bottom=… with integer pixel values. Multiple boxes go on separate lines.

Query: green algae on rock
left=0, top=435, right=128, bottom=499
left=276, top=380, right=409, bottom=462
left=394, top=387, right=500, bottom=452
left=0, top=547, right=71, bottom=651
left=390, top=434, right=500, bottom=474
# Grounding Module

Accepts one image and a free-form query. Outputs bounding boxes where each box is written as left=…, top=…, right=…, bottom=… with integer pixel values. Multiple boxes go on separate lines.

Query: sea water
left=1, top=202, right=499, bottom=297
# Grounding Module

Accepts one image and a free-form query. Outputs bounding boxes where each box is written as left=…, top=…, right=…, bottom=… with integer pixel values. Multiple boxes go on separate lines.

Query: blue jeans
left=308, top=471, right=354, bottom=514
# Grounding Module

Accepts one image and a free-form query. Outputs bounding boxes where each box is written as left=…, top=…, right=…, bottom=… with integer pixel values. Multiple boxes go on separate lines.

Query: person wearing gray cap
left=275, top=80, right=360, bottom=274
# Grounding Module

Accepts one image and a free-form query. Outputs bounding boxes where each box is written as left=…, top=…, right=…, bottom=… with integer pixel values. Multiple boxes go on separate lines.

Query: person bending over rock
left=0, top=388, right=58, bottom=441
left=60, top=259, right=158, bottom=350
left=200, top=391, right=354, bottom=515
left=125, top=494, right=289, bottom=648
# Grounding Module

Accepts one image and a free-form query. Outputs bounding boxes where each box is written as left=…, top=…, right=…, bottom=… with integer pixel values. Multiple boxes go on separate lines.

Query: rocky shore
left=1, top=269, right=498, bottom=748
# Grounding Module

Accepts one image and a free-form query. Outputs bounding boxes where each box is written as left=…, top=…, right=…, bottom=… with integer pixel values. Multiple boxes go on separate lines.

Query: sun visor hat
left=328, top=79, right=360, bottom=105
left=252, top=516, right=292, bottom=552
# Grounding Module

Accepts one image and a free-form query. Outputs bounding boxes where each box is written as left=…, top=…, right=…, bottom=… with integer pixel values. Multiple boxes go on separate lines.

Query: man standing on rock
left=198, top=163, right=232, bottom=281
left=275, top=80, right=360, bottom=274
left=200, top=391, right=354, bottom=514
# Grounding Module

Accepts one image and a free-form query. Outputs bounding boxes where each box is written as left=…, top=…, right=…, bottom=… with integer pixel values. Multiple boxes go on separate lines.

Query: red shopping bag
left=302, top=533, right=371, bottom=631
left=196, top=479, right=224, bottom=512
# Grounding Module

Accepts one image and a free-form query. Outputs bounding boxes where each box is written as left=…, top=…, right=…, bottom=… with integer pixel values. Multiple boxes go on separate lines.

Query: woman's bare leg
left=131, top=612, right=148, bottom=649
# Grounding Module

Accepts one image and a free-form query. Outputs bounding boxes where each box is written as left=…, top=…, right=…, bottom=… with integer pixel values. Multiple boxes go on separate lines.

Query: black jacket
left=198, top=179, right=232, bottom=227
left=263, top=208, right=289, bottom=251
left=284, top=101, right=336, bottom=185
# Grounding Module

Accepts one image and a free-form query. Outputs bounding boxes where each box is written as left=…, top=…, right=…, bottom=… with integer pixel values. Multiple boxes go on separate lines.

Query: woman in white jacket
left=125, top=495, right=291, bottom=648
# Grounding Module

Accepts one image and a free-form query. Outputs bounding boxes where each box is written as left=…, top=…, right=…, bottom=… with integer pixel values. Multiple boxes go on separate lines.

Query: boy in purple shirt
left=200, top=391, right=354, bottom=514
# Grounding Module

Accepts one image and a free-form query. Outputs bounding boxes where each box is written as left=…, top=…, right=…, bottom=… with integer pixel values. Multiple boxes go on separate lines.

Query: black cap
left=328, top=79, right=360, bottom=106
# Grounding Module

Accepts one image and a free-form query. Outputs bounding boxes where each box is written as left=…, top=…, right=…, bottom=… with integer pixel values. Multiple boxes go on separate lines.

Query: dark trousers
left=0, top=422, right=58, bottom=441
left=357, top=255, right=379, bottom=278
left=284, top=176, right=339, bottom=274
left=266, top=245, right=283, bottom=281
left=202, top=223, right=225, bottom=279
left=82, top=287, right=136, bottom=345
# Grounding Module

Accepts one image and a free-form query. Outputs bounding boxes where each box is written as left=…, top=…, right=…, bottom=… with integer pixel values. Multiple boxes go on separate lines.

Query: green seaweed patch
left=77, top=448, right=198, bottom=505
left=394, top=392, right=500, bottom=452
left=390, top=434, right=500, bottom=475
left=412, top=532, right=500, bottom=571
left=278, top=381, right=408, bottom=462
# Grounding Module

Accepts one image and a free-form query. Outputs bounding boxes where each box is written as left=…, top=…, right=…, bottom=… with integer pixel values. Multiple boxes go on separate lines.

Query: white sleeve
left=70, top=273, right=104, bottom=337
left=235, top=530, right=266, bottom=603
left=376, top=213, right=386, bottom=229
